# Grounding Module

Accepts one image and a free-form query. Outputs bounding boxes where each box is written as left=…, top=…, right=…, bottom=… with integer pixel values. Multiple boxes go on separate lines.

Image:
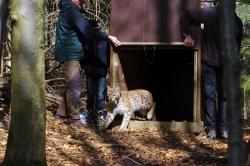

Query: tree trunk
left=220, top=1, right=244, bottom=165
left=0, top=0, right=10, bottom=58
left=3, top=0, right=46, bottom=165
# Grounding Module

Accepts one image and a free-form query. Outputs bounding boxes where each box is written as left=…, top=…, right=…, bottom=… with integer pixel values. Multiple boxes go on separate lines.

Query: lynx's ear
left=107, top=85, right=111, bottom=92
left=115, top=86, right=121, bottom=95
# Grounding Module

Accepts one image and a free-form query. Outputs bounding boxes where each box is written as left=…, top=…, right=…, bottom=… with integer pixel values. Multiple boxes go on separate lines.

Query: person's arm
left=180, top=8, right=214, bottom=36
left=66, top=8, right=121, bottom=46
left=180, top=8, right=215, bottom=47
left=67, top=8, right=107, bottom=40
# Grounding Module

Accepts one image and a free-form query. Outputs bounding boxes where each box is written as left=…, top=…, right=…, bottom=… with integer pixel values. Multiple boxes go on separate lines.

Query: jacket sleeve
left=180, top=8, right=215, bottom=38
left=66, top=7, right=108, bottom=41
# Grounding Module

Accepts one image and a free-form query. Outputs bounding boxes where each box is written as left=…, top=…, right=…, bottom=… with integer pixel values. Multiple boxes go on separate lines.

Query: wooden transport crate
left=109, top=0, right=202, bottom=132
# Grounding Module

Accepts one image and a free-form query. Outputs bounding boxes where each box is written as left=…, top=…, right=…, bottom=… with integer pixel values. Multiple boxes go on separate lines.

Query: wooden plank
left=196, top=42, right=202, bottom=123
left=193, top=24, right=202, bottom=125
left=109, top=46, right=116, bottom=88
left=120, top=42, right=184, bottom=45
left=118, top=43, right=199, bottom=51
left=129, top=121, right=203, bottom=133
left=117, top=81, right=128, bottom=91
left=110, top=120, right=204, bottom=133
left=110, top=45, right=128, bottom=90
left=193, top=51, right=198, bottom=122
left=193, top=50, right=201, bottom=126
left=116, top=66, right=128, bottom=90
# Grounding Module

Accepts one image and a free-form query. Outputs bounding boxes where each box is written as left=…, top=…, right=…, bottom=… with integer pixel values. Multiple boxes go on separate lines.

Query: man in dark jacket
left=180, top=2, right=243, bottom=139
left=81, top=20, right=110, bottom=128
left=54, top=0, right=120, bottom=126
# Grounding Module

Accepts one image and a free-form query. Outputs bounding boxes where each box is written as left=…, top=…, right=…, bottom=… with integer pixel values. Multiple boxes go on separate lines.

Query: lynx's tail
left=147, top=102, right=156, bottom=120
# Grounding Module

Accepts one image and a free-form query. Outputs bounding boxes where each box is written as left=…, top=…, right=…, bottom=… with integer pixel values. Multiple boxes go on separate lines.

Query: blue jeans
left=202, top=63, right=227, bottom=131
left=86, top=76, right=106, bottom=113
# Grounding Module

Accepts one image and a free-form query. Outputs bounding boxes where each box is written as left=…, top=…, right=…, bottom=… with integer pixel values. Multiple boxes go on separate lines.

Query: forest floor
left=1, top=109, right=250, bottom=166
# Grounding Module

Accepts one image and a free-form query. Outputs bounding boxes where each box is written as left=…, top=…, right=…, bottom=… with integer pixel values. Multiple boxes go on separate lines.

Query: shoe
left=79, top=111, right=90, bottom=127
left=219, top=130, right=228, bottom=139
left=207, top=130, right=217, bottom=140
left=96, top=110, right=107, bottom=129
left=69, top=119, right=85, bottom=127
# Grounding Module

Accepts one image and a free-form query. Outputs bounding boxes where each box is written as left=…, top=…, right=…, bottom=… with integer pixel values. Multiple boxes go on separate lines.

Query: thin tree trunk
left=3, top=0, right=46, bottom=165
left=220, top=1, right=244, bottom=165
left=0, top=0, right=10, bottom=58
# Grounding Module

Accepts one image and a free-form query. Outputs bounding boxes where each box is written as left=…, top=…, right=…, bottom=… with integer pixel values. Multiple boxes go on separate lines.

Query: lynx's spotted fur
left=103, top=86, right=155, bottom=131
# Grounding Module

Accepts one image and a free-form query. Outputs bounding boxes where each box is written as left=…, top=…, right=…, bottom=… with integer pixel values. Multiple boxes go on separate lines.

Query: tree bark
left=3, top=0, right=46, bottom=165
left=220, top=1, right=244, bottom=165
left=0, top=0, right=10, bottom=58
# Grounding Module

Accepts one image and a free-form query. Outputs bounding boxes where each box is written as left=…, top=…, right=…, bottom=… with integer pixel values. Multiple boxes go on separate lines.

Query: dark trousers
left=202, top=63, right=227, bottom=131
left=57, top=61, right=81, bottom=119
left=86, top=75, right=106, bottom=113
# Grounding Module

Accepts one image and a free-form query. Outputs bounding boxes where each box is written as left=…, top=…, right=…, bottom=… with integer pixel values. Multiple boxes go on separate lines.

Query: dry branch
left=46, top=63, right=62, bottom=75
left=45, top=78, right=64, bottom=83
left=46, top=93, right=62, bottom=105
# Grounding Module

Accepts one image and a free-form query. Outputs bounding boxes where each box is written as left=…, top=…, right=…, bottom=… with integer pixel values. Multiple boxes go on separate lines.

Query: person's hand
left=184, top=35, right=194, bottom=47
left=108, top=35, right=121, bottom=47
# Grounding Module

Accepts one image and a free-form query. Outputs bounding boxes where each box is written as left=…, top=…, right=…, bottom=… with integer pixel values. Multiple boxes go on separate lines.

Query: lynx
left=103, top=86, right=155, bottom=131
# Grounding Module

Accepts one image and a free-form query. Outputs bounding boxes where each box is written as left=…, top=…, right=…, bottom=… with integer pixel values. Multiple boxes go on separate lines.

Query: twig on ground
left=46, top=93, right=62, bottom=105
left=45, top=82, right=56, bottom=94
left=123, top=155, right=142, bottom=165
left=45, top=78, right=64, bottom=83
left=46, top=63, right=62, bottom=75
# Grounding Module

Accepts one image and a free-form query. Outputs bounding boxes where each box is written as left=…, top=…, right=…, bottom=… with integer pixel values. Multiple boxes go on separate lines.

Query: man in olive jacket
left=54, top=0, right=120, bottom=126
left=180, top=2, right=243, bottom=139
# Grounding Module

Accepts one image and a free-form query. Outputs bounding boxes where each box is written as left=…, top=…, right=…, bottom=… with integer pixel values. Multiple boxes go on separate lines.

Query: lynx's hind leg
left=147, top=102, right=156, bottom=120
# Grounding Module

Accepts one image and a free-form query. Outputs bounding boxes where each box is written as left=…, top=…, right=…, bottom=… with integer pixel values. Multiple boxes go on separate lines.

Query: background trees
left=237, top=2, right=250, bottom=117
